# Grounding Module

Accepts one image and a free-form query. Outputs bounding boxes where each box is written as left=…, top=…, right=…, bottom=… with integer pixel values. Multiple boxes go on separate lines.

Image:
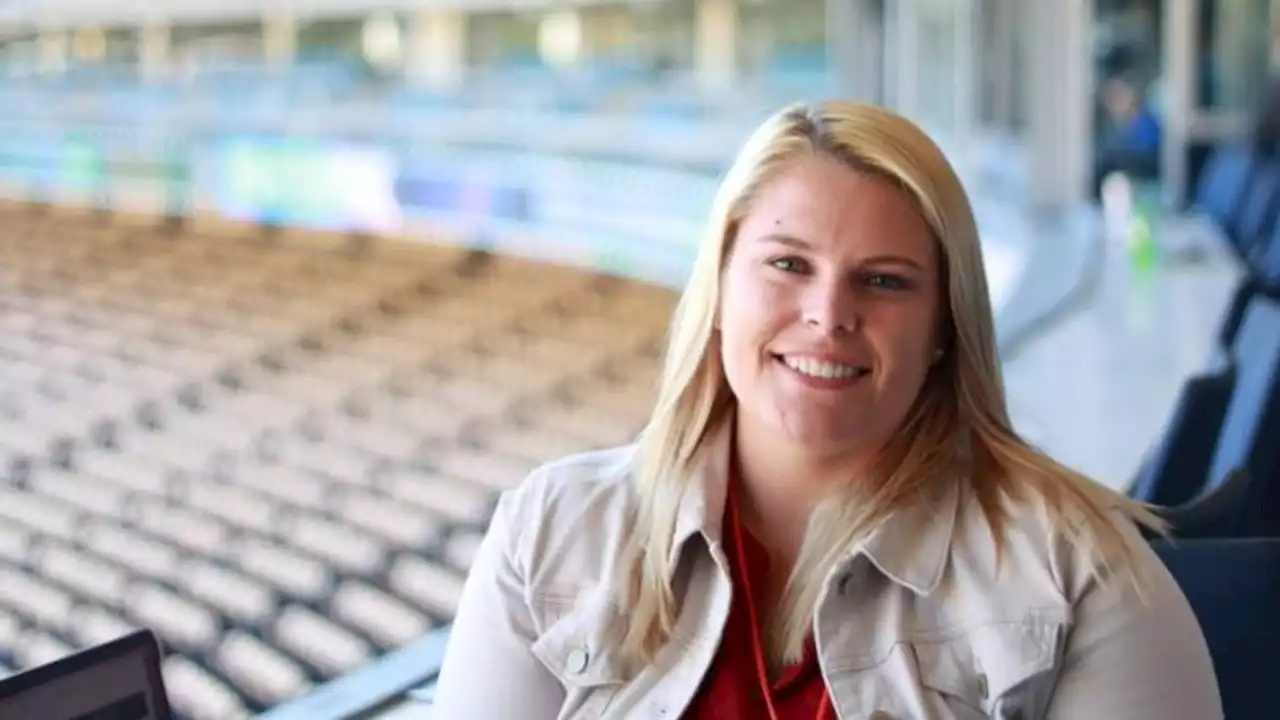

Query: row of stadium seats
left=0, top=204, right=675, bottom=719
left=1128, top=141, right=1280, bottom=539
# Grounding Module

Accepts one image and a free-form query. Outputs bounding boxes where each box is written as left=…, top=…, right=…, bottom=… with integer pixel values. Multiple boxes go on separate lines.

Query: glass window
left=1196, top=0, right=1273, bottom=112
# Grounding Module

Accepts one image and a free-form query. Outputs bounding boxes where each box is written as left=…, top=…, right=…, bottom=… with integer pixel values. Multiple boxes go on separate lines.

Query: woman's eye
left=865, top=273, right=910, bottom=290
left=769, top=257, right=806, bottom=273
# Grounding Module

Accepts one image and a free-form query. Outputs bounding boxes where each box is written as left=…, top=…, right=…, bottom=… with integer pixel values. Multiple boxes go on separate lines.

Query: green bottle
left=1128, top=185, right=1159, bottom=271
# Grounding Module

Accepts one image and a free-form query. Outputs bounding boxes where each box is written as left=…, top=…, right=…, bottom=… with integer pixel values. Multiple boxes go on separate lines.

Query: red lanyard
left=728, top=488, right=832, bottom=720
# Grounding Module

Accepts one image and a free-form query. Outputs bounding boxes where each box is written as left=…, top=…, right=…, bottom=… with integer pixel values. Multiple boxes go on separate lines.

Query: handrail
left=255, top=627, right=452, bottom=720
left=0, top=79, right=754, bottom=174
left=0, top=119, right=719, bottom=291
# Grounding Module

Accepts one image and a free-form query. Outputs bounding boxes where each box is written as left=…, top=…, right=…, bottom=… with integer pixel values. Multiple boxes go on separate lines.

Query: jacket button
left=566, top=647, right=590, bottom=674
left=838, top=569, right=862, bottom=597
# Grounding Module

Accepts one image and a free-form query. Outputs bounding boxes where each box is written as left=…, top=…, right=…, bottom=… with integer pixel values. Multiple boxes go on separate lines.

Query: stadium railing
left=255, top=627, right=450, bottom=719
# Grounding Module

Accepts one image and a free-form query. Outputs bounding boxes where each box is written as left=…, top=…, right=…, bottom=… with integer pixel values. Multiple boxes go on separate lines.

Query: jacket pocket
left=914, top=617, right=1065, bottom=720
left=530, top=587, right=630, bottom=719
left=826, top=617, right=1065, bottom=720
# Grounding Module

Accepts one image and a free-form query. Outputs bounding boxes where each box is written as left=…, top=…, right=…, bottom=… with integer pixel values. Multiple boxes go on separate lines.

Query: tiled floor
left=1002, top=220, right=1242, bottom=489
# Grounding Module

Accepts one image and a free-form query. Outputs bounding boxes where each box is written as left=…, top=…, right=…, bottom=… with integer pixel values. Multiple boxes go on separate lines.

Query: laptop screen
left=0, top=630, right=172, bottom=720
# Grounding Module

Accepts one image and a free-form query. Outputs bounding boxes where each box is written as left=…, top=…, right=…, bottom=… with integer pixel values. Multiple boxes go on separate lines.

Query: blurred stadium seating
left=0, top=201, right=673, bottom=717
left=2, top=1, right=1279, bottom=717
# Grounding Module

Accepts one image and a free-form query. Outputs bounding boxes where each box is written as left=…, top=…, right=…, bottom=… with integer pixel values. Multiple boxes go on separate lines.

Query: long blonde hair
left=618, top=101, right=1165, bottom=668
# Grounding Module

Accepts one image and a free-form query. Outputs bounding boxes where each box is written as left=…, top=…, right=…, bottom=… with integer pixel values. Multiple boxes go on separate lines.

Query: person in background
left=432, top=101, right=1222, bottom=719
left=1093, top=75, right=1162, bottom=199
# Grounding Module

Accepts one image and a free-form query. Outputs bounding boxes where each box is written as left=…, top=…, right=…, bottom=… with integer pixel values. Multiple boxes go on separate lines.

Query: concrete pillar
left=262, top=12, right=296, bottom=68
left=1161, top=0, right=1194, bottom=208
left=406, top=10, right=466, bottom=91
left=889, top=0, right=919, bottom=119
left=951, top=0, right=977, bottom=162
left=37, top=30, right=68, bottom=75
left=983, top=0, right=1018, bottom=128
left=139, top=24, right=170, bottom=83
left=828, top=0, right=886, bottom=104
left=695, top=0, right=737, bottom=91
left=1024, top=0, right=1092, bottom=212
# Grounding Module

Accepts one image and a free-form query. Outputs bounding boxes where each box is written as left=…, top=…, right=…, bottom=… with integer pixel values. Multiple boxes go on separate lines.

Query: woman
left=432, top=102, right=1221, bottom=719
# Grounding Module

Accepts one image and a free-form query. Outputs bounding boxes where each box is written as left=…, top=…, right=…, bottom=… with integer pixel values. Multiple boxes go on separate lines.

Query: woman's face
left=718, top=153, right=944, bottom=460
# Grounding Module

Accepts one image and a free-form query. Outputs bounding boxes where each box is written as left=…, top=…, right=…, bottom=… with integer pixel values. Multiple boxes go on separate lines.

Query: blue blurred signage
left=210, top=136, right=403, bottom=233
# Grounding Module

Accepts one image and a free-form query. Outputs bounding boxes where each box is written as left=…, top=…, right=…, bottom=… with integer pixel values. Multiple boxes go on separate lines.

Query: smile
left=773, top=354, right=870, bottom=385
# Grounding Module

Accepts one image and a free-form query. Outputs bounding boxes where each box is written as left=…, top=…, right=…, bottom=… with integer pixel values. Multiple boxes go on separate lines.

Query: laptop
left=0, top=629, right=174, bottom=720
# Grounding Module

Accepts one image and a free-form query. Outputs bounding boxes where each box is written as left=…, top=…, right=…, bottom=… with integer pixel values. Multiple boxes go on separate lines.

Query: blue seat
left=1151, top=538, right=1280, bottom=720
left=1155, top=467, right=1254, bottom=540
left=1134, top=295, right=1280, bottom=538
left=1131, top=363, right=1236, bottom=508
left=1256, top=219, right=1280, bottom=293
left=1215, top=278, right=1259, bottom=348
left=1213, top=189, right=1278, bottom=354
left=1195, top=145, right=1258, bottom=251
left=1201, top=296, right=1280, bottom=531
left=1233, top=158, right=1280, bottom=258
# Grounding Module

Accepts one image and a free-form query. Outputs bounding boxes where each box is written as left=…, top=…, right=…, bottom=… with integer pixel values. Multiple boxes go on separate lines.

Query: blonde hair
left=618, top=101, right=1165, bottom=668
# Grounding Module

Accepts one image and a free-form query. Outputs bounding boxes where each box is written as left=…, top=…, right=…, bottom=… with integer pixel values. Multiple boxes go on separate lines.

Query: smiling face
left=717, top=152, right=945, bottom=463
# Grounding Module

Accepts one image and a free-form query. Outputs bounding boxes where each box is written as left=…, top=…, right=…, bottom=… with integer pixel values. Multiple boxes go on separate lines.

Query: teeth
left=782, top=356, right=866, bottom=380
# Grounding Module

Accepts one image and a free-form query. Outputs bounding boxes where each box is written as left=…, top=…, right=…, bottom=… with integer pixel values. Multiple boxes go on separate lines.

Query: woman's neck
left=731, top=415, right=869, bottom=570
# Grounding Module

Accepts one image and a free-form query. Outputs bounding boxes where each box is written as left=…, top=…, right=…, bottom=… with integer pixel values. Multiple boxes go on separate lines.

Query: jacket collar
left=668, top=416, right=963, bottom=596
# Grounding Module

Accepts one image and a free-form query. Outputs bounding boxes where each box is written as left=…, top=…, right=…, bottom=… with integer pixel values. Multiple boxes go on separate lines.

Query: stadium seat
left=1134, top=294, right=1280, bottom=538
left=1151, top=466, right=1259, bottom=540
left=1202, top=294, right=1280, bottom=520
left=0, top=207, right=673, bottom=715
left=1257, top=216, right=1280, bottom=291
left=1130, top=363, right=1236, bottom=508
left=1214, top=277, right=1259, bottom=349
left=1233, top=157, right=1280, bottom=253
left=1152, top=538, right=1280, bottom=720
left=1194, top=145, right=1259, bottom=254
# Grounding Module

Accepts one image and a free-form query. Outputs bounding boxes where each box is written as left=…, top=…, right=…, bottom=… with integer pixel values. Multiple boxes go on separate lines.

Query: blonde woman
left=432, top=102, right=1221, bottom=719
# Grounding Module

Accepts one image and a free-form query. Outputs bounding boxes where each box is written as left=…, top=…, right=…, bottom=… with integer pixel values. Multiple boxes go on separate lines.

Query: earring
left=933, top=348, right=945, bottom=363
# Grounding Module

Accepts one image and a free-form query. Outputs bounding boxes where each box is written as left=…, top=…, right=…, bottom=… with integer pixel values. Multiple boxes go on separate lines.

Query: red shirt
left=683, top=490, right=831, bottom=719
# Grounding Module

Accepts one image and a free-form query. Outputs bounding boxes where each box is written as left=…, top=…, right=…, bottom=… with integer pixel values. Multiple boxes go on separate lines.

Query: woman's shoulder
left=950, top=474, right=1164, bottom=605
left=491, top=444, right=641, bottom=595
left=502, top=444, right=640, bottom=524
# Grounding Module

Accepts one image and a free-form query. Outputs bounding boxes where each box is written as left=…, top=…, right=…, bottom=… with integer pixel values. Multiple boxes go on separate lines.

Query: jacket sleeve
left=1044, top=539, right=1222, bottom=720
left=431, top=487, right=566, bottom=719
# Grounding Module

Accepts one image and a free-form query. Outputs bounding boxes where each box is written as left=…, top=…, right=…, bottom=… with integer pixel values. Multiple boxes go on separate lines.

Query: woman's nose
left=802, top=281, right=858, bottom=335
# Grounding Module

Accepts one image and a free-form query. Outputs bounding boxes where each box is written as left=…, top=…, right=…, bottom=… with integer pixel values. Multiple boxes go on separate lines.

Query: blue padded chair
left=1257, top=220, right=1280, bottom=293
left=1152, top=538, right=1280, bottom=720
left=1195, top=145, right=1259, bottom=254
left=1134, top=294, right=1280, bottom=539
left=1130, top=363, right=1236, bottom=508
left=1200, top=296, right=1280, bottom=536
left=1155, top=467, right=1254, bottom=540
left=1233, top=158, right=1280, bottom=259
left=1215, top=278, right=1259, bottom=349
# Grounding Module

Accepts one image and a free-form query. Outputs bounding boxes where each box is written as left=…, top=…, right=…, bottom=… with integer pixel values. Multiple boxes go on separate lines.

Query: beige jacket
left=432, top=424, right=1222, bottom=719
